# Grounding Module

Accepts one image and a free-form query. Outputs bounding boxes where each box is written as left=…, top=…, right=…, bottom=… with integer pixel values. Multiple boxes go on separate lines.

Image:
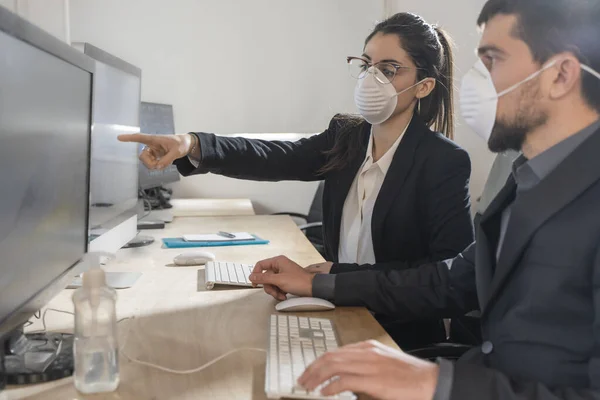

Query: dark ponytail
left=430, top=26, right=455, bottom=140
left=319, top=13, right=455, bottom=175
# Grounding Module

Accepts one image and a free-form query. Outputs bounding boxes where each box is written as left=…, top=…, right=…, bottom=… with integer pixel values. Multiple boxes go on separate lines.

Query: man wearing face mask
left=249, top=0, right=600, bottom=399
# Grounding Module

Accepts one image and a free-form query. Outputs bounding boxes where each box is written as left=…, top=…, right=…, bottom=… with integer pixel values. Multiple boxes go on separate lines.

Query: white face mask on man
left=354, top=66, right=427, bottom=125
left=459, top=58, right=600, bottom=142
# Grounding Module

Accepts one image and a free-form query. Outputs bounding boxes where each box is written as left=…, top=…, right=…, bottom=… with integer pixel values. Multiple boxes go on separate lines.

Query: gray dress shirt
left=495, top=119, right=600, bottom=261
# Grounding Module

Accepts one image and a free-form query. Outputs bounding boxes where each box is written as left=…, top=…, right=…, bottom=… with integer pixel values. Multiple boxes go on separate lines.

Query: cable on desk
left=119, top=316, right=266, bottom=375
left=38, top=308, right=74, bottom=333
left=138, top=189, right=153, bottom=221
left=30, top=308, right=130, bottom=334
left=27, top=310, right=267, bottom=376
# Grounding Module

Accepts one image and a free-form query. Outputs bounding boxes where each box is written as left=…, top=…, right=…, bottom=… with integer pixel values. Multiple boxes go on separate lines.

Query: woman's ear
left=416, top=78, right=436, bottom=99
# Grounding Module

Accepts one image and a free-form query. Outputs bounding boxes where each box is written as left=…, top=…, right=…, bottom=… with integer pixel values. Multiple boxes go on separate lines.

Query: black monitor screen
left=0, top=26, right=91, bottom=335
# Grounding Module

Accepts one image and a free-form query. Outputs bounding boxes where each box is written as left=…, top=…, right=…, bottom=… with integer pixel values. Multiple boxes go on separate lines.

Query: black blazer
left=174, top=114, right=474, bottom=269
left=330, top=127, right=600, bottom=399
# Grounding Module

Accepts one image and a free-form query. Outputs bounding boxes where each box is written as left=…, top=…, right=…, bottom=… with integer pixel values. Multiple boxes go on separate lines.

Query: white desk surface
left=6, top=215, right=396, bottom=400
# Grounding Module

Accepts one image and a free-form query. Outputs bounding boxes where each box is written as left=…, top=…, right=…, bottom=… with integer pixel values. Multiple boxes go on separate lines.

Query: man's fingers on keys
left=299, top=349, right=378, bottom=390
left=344, top=340, right=391, bottom=352
left=358, top=340, right=430, bottom=366
left=250, top=270, right=281, bottom=286
left=251, top=257, right=280, bottom=275
left=320, top=375, right=369, bottom=397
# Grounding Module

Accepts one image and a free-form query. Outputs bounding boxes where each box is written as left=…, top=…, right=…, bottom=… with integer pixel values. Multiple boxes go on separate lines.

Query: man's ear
left=548, top=53, right=582, bottom=101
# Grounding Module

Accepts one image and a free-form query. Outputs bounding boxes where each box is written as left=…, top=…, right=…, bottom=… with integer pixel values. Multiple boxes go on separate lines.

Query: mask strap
left=392, top=78, right=430, bottom=98
left=581, top=64, right=600, bottom=80
left=497, top=60, right=558, bottom=98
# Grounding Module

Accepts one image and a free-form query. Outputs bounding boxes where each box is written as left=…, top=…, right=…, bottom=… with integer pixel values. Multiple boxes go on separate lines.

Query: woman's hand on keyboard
left=298, top=340, right=439, bottom=400
left=249, top=256, right=314, bottom=299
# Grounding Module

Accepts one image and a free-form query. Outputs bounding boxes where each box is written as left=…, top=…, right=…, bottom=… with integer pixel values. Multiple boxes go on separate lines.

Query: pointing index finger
left=118, top=133, right=157, bottom=146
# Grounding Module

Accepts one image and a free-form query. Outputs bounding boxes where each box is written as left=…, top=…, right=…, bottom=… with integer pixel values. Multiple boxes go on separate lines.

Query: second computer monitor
left=75, top=43, right=141, bottom=252
left=138, top=102, right=181, bottom=190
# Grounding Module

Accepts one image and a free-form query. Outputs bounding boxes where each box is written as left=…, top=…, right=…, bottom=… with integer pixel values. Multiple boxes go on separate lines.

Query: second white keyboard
left=266, top=314, right=356, bottom=400
left=204, top=261, right=255, bottom=290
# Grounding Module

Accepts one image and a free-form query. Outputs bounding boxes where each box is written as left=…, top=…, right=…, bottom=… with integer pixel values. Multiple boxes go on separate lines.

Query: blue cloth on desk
left=162, top=235, right=269, bottom=248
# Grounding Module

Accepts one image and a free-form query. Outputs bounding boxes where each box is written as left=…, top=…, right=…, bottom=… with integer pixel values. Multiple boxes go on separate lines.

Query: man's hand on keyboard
left=305, top=262, right=334, bottom=274
left=249, top=256, right=314, bottom=300
left=298, top=340, right=439, bottom=400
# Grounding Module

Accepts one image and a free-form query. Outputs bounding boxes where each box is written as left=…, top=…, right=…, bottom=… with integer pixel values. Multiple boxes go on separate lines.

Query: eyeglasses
left=347, top=56, right=415, bottom=84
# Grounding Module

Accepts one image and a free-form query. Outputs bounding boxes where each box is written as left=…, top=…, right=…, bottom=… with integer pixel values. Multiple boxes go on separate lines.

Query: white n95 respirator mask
left=354, top=66, right=426, bottom=125
left=460, top=58, right=600, bottom=141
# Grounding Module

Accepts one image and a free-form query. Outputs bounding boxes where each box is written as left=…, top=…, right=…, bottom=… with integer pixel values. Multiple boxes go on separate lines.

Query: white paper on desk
left=182, top=232, right=255, bottom=242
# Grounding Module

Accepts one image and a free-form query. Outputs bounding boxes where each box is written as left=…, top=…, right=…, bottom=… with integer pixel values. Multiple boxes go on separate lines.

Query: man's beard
left=488, top=82, right=548, bottom=153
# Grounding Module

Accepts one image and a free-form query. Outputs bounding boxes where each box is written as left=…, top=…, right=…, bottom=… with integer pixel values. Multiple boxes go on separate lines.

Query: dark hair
left=320, top=12, right=455, bottom=174
left=478, top=0, right=600, bottom=112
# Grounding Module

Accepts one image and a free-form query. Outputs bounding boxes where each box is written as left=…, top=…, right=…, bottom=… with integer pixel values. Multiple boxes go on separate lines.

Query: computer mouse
left=275, top=297, right=335, bottom=312
left=173, top=251, right=216, bottom=266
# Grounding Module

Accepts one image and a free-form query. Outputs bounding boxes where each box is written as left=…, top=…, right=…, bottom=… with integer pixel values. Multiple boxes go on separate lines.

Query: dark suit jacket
left=330, top=128, right=600, bottom=398
left=174, top=114, right=474, bottom=267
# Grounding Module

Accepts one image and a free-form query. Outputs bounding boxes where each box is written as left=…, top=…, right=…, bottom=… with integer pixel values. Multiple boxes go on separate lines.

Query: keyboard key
left=205, top=263, right=215, bottom=283
left=326, top=340, right=338, bottom=351
left=227, top=263, right=237, bottom=283
left=235, top=264, right=244, bottom=282
left=243, top=265, right=251, bottom=283
left=220, top=263, right=228, bottom=281
left=215, top=262, right=221, bottom=282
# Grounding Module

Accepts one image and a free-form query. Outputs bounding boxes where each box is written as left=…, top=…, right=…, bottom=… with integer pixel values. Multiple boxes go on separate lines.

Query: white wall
left=387, top=0, right=495, bottom=204
left=0, top=1, right=12, bottom=11
left=69, top=0, right=385, bottom=214
left=6, top=0, right=495, bottom=213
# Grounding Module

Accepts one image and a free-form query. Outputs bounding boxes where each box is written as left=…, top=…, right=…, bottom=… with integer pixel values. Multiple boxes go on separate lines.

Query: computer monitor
left=73, top=42, right=141, bottom=253
left=0, top=5, right=93, bottom=384
left=138, top=102, right=180, bottom=191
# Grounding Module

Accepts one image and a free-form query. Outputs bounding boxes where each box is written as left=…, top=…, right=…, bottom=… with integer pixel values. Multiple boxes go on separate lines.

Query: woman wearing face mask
left=120, top=12, right=474, bottom=348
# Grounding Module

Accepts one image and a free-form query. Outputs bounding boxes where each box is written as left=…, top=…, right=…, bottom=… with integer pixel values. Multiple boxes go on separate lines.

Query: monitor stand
left=123, top=234, right=155, bottom=248
left=3, top=328, right=74, bottom=385
left=146, top=209, right=173, bottom=223
left=136, top=220, right=165, bottom=230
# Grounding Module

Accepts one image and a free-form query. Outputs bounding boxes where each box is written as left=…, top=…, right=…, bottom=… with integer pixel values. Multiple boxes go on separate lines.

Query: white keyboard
left=266, top=315, right=355, bottom=400
left=204, top=261, right=255, bottom=290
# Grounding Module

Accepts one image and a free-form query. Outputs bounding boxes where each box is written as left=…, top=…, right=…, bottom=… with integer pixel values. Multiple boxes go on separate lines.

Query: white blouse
left=337, top=123, right=409, bottom=265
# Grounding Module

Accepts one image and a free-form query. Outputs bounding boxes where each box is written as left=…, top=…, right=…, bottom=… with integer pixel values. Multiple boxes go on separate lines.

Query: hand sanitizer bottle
left=72, top=265, right=119, bottom=393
